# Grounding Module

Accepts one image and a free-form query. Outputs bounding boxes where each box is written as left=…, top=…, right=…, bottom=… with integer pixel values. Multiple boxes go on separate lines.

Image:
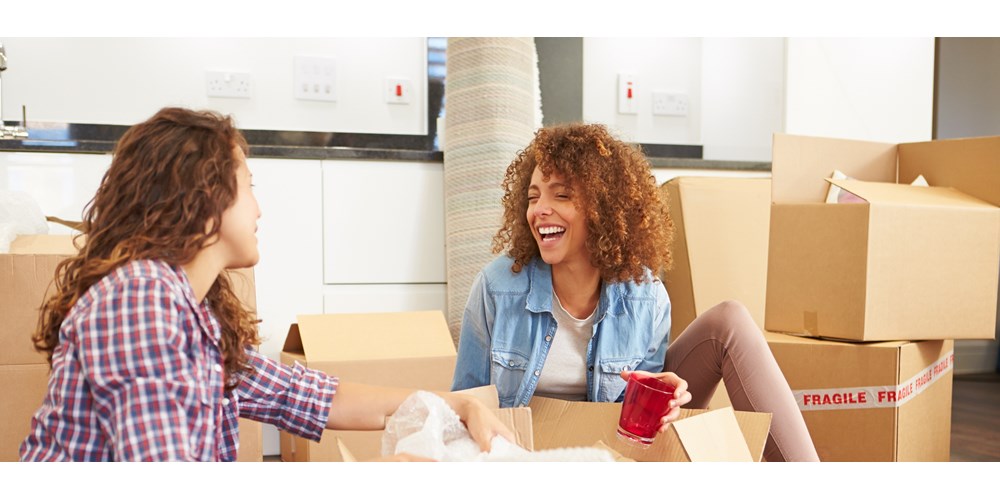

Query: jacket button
left=534, top=370, right=540, bottom=376
left=508, top=361, right=514, bottom=366
left=545, top=335, right=552, bottom=342
left=588, top=366, right=594, bottom=371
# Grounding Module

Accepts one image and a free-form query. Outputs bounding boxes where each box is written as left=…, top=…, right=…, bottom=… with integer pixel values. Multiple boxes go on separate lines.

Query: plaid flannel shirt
left=20, top=260, right=338, bottom=461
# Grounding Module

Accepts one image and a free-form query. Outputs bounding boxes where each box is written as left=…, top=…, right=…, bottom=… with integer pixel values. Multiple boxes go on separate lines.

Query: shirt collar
left=525, top=257, right=625, bottom=320
left=172, top=263, right=223, bottom=345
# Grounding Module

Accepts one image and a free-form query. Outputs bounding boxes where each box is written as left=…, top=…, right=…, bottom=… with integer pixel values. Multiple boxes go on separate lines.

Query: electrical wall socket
left=206, top=71, right=252, bottom=99
left=294, top=56, right=337, bottom=102
left=652, top=91, right=689, bottom=116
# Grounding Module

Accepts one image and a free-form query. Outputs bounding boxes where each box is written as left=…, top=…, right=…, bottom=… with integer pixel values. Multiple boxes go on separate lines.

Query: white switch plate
left=385, top=78, right=412, bottom=104
left=652, top=91, right=689, bottom=116
left=617, top=73, right=638, bottom=115
left=206, top=71, right=252, bottom=99
left=294, top=56, right=337, bottom=102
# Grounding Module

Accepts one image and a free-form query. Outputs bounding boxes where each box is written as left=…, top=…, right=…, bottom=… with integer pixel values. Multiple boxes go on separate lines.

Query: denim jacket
left=451, top=255, right=671, bottom=408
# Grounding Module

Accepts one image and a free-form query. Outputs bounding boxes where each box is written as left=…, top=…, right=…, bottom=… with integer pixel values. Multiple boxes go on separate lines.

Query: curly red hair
left=493, top=123, right=674, bottom=282
left=33, top=107, right=260, bottom=390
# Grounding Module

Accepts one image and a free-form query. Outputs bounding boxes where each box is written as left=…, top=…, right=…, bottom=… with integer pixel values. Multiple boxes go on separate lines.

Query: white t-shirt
left=533, top=292, right=594, bottom=401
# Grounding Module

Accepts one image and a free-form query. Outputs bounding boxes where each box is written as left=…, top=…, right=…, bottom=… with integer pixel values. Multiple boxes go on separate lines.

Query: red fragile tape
left=793, top=351, right=954, bottom=411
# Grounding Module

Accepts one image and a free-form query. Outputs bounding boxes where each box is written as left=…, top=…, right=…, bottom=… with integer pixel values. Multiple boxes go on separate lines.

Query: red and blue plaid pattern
left=20, top=260, right=337, bottom=461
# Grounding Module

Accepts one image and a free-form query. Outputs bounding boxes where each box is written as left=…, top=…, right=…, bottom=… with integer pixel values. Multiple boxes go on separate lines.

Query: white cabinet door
left=0, top=151, right=111, bottom=232
left=247, top=157, right=325, bottom=361
left=322, top=159, right=446, bottom=284
left=323, top=284, right=447, bottom=315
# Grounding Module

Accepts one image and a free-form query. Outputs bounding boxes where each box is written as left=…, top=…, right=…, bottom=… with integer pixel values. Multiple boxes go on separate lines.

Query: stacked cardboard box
left=660, top=157, right=993, bottom=460
left=0, top=235, right=262, bottom=462
left=765, top=134, right=1000, bottom=341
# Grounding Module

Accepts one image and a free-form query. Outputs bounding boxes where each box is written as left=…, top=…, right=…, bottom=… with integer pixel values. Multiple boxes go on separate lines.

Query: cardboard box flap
left=288, top=311, right=457, bottom=362
left=898, top=135, right=1000, bottom=207
left=672, top=407, right=753, bottom=461
left=8, top=234, right=80, bottom=255
left=772, top=133, right=898, bottom=204
left=456, top=384, right=501, bottom=409
left=494, top=407, right=534, bottom=452
left=825, top=178, right=998, bottom=209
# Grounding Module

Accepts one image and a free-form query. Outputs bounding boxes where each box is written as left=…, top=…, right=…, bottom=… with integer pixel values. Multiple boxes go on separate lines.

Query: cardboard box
left=765, top=331, right=954, bottom=461
left=660, top=177, right=773, bottom=411
left=279, top=310, right=458, bottom=461
left=661, top=177, right=772, bottom=337
left=326, top=384, right=769, bottom=462
left=528, top=397, right=772, bottom=461
left=765, top=133, right=1000, bottom=341
left=0, top=234, right=262, bottom=462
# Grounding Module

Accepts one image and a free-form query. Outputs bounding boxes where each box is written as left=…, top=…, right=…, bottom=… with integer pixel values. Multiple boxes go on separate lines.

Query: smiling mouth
left=538, top=226, right=565, bottom=242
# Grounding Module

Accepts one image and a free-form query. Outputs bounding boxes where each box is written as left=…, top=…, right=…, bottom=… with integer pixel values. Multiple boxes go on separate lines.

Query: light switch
left=386, top=78, right=412, bottom=105
left=618, top=73, right=638, bottom=115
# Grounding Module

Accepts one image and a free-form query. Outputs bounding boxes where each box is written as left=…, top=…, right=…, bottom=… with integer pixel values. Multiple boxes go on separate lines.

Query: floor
left=950, top=372, right=1000, bottom=462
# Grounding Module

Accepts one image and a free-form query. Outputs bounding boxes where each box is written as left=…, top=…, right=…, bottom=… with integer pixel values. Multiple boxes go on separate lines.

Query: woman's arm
left=325, top=381, right=516, bottom=452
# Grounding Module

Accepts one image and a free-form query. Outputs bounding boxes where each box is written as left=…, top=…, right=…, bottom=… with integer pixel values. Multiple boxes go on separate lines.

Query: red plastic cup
left=616, top=372, right=675, bottom=447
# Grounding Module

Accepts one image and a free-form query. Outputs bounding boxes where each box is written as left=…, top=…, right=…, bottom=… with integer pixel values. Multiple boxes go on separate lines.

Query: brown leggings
left=665, top=300, right=820, bottom=462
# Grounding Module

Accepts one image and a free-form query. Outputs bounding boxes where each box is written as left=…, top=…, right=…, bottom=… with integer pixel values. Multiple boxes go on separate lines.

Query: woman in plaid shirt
left=19, top=107, right=513, bottom=461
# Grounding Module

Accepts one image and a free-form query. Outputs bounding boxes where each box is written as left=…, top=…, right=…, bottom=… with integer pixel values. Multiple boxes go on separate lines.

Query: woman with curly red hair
left=20, top=107, right=512, bottom=461
left=452, top=123, right=818, bottom=461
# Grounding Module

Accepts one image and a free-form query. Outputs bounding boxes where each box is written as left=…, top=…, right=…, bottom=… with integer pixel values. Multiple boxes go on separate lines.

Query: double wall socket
left=294, top=56, right=337, bottom=102
left=652, top=91, right=689, bottom=116
left=206, top=71, right=252, bottom=99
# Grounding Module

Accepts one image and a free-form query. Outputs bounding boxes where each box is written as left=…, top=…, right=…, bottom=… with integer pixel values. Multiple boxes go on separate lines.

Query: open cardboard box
left=765, top=133, right=1000, bottom=342
left=765, top=331, right=954, bottom=461
left=333, top=384, right=771, bottom=462
left=529, top=397, right=771, bottom=462
left=0, top=234, right=262, bottom=462
left=279, top=310, right=459, bottom=461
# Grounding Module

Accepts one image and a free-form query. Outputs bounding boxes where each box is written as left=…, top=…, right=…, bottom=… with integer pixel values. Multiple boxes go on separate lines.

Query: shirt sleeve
left=451, top=271, right=494, bottom=391
left=76, top=277, right=206, bottom=461
left=235, top=349, right=338, bottom=442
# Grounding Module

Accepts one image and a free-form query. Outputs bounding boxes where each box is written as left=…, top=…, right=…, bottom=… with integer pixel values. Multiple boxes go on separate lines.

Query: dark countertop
left=0, top=122, right=770, bottom=171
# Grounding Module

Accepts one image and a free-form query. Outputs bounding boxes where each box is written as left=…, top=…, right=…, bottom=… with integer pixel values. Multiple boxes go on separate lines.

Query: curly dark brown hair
left=33, top=107, right=260, bottom=390
left=492, top=122, right=674, bottom=283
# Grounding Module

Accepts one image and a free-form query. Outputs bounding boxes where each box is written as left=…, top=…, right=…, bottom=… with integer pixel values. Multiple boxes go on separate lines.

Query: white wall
left=0, top=38, right=427, bottom=135
left=701, top=38, right=785, bottom=161
left=582, top=37, right=785, bottom=162
left=784, top=38, right=935, bottom=143
left=582, top=38, right=702, bottom=145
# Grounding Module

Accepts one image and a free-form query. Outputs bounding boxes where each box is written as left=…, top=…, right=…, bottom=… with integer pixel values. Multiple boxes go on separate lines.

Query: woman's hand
left=441, top=394, right=518, bottom=452
left=619, top=370, right=693, bottom=433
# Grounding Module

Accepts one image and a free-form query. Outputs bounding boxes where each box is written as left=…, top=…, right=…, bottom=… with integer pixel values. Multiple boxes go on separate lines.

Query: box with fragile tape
left=765, top=331, right=954, bottom=461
